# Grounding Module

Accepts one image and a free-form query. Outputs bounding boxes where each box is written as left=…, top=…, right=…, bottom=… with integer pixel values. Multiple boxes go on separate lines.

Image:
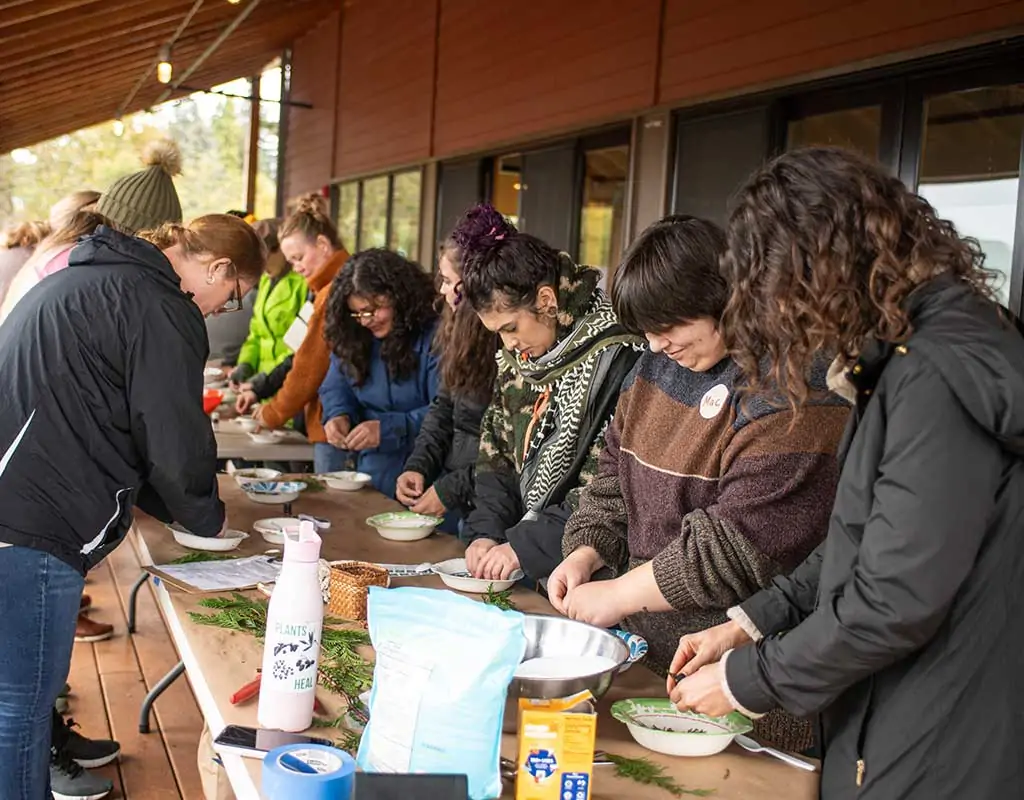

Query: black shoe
left=49, top=747, right=113, bottom=800
left=59, top=718, right=121, bottom=769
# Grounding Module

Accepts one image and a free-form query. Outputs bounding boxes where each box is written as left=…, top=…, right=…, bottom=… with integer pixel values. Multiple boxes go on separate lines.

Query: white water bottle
left=258, top=516, right=324, bottom=732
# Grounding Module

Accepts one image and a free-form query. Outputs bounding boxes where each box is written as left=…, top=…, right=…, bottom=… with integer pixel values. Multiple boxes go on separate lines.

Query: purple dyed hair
left=445, top=203, right=518, bottom=263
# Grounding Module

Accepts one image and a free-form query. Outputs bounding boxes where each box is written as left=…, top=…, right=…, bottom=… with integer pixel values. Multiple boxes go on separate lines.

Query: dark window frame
left=333, top=166, right=424, bottom=256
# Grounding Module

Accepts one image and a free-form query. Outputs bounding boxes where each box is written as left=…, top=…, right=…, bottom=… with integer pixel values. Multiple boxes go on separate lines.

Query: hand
left=236, top=390, right=258, bottom=415
left=548, top=546, right=604, bottom=614
left=345, top=420, right=381, bottom=451
left=666, top=620, right=751, bottom=692
left=395, top=471, right=424, bottom=506
left=411, top=486, right=446, bottom=517
left=465, top=538, right=498, bottom=576
left=563, top=579, right=632, bottom=628
left=216, top=518, right=231, bottom=538
left=476, top=542, right=521, bottom=581
left=324, top=416, right=351, bottom=450
left=669, top=662, right=735, bottom=718
left=251, top=404, right=268, bottom=425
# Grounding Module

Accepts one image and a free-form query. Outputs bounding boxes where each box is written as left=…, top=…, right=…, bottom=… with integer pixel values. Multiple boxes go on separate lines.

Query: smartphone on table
left=212, top=724, right=331, bottom=760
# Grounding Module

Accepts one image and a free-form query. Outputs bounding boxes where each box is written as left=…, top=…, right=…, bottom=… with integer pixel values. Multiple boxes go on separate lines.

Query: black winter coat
left=0, top=227, right=225, bottom=575
left=726, top=275, right=1024, bottom=799
left=402, top=385, right=486, bottom=517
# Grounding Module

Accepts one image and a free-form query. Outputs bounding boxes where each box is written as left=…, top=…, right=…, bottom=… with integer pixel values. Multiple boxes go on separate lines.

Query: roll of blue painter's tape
left=262, top=743, right=356, bottom=800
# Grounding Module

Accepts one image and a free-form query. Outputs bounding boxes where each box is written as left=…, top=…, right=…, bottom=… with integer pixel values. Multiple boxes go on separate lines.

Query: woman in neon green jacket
left=229, top=220, right=308, bottom=384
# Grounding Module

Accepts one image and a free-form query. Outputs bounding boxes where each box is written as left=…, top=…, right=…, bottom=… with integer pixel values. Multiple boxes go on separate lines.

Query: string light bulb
left=112, top=117, right=125, bottom=137
left=157, top=44, right=173, bottom=84
left=227, top=0, right=242, bottom=4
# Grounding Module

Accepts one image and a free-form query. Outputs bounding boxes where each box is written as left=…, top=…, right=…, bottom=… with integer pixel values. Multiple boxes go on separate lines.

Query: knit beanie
left=96, top=138, right=183, bottom=234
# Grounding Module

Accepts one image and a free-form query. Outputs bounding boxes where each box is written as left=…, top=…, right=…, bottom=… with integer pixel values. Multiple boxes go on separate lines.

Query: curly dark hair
left=721, top=146, right=998, bottom=411
left=324, top=248, right=438, bottom=385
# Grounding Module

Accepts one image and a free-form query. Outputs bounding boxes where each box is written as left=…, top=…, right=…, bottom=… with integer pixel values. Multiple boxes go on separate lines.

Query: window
left=578, top=145, right=629, bottom=286
left=333, top=168, right=423, bottom=258
left=491, top=154, right=522, bottom=225
left=389, top=170, right=422, bottom=257
left=917, top=85, right=1023, bottom=307
left=787, top=105, right=883, bottom=160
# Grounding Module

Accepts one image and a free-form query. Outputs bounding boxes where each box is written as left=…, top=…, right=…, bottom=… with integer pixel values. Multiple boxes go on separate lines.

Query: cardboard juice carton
left=515, top=690, right=597, bottom=800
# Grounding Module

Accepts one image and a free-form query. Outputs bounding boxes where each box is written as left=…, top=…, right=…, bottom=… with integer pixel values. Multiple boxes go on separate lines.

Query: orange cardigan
left=259, top=249, right=348, bottom=442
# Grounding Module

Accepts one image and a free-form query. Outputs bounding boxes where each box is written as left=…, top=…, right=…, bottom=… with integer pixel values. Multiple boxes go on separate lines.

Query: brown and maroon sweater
left=563, top=350, right=849, bottom=750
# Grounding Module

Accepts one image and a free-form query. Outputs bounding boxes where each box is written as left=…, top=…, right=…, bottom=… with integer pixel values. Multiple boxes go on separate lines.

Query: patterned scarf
left=506, top=255, right=643, bottom=513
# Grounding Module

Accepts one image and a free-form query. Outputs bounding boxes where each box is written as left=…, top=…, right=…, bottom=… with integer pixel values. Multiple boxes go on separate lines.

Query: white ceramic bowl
left=248, top=431, right=283, bottom=445
left=252, top=517, right=300, bottom=545
left=320, top=471, right=372, bottom=491
left=232, top=467, right=282, bottom=487
left=167, top=523, right=249, bottom=552
left=432, top=557, right=522, bottom=593
left=365, top=511, right=441, bottom=542
left=235, top=417, right=260, bottom=434
left=610, top=699, right=753, bottom=757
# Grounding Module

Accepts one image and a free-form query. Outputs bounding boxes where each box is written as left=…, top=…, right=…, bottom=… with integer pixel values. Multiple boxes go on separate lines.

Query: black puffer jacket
left=402, top=385, right=486, bottom=516
left=0, top=227, right=224, bottom=575
left=726, top=275, right=1024, bottom=799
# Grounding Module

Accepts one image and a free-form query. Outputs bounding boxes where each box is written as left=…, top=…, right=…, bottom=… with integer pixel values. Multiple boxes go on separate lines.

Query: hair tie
left=487, top=226, right=506, bottom=242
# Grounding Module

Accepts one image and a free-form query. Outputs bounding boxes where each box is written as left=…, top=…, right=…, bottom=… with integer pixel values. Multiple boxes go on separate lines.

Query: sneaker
left=59, top=683, right=71, bottom=698
left=60, top=718, right=121, bottom=769
left=50, top=747, right=113, bottom=800
left=74, top=614, right=113, bottom=643
left=55, top=697, right=69, bottom=714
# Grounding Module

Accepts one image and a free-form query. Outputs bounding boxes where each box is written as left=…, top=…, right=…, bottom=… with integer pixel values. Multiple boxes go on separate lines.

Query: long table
left=132, top=477, right=818, bottom=799
left=213, top=418, right=315, bottom=462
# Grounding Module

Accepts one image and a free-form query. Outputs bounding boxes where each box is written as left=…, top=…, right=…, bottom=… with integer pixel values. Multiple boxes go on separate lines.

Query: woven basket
left=327, top=560, right=390, bottom=621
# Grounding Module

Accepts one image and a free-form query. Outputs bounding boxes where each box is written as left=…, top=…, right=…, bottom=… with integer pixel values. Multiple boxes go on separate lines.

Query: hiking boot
left=59, top=717, right=120, bottom=769
left=50, top=747, right=113, bottom=800
left=79, top=595, right=92, bottom=612
left=74, top=614, right=113, bottom=643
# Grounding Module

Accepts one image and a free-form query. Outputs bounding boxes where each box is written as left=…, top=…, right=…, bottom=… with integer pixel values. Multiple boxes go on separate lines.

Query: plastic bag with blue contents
left=356, top=586, right=526, bottom=800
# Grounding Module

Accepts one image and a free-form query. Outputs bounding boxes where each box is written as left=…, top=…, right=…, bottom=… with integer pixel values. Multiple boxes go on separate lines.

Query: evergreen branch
left=605, top=753, right=715, bottom=797
left=169, top=552, right=234, bottom=564
left=482, top=585, right=518, bottom=611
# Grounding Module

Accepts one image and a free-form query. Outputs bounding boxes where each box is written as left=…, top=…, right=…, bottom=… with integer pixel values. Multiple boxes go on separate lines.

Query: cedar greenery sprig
left=170, top=552, right=235, bottom=565
left=188, top=592, right=269, bottom=637
left=605, top=753, right=714, bottom=797
left=482, top=585, right=518, bottom=611
left=335, top=728, right=363, bottom=755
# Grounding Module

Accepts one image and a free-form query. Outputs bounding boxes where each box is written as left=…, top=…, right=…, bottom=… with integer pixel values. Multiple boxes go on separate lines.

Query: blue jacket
left=319, top=324, right=440, bottom=498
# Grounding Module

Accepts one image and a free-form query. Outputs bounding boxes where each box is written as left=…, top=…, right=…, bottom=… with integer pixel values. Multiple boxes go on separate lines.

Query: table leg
left=127, top=572, right=150, bottom=634
left=139, top=660, right=186, bottom=734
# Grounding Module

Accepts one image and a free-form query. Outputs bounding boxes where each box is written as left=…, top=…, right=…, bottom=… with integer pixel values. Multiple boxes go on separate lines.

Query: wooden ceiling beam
left=0, top=0, right=107, bottom=30
left=0, top=0, right=160, bottom=40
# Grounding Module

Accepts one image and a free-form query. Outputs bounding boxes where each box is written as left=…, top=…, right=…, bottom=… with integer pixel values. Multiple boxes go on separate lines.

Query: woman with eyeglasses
left=237, top=195, right=350, bottom=446
left=0, top=214, right=264, bottom=800
left=394, top=206, right=510, bottom=525
left=319, top=248, right=440, bottom=496
left=458, top=207, right=646, bottom=583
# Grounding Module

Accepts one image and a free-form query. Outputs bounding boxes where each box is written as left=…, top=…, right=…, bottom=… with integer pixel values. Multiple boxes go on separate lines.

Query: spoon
left=734, top=734, right=818, bottom=772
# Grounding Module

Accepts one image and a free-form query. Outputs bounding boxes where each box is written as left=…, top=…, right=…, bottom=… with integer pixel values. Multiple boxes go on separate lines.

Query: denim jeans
left=314, top=442, right=351, bottom=474
left=0, top=546, right=84, bottom=799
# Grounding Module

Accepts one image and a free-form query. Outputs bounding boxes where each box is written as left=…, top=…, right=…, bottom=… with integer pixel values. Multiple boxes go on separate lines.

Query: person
left=667, top=147, right=1024, bottom=799
left=0, top=220, right=49, bottom=307
left=395, top=206, right=505, bottom=523
left=458, top=211, right=645, bottom=582
left=319, top=248, right=440, bottom=497
left=547, top=215, right=849, bottom=751
left=236, top=196, right=350, bottom=446
left=0, top=139, right=183, bottom=323
left=224, top=219, right=306, bottom=384
left=48, top=189, right=100, bottom=231
left=0, top=213, right=264, bottom=800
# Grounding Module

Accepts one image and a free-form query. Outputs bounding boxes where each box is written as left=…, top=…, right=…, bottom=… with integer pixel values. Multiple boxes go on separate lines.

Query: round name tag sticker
left=699, top=383, right=730, bottom=419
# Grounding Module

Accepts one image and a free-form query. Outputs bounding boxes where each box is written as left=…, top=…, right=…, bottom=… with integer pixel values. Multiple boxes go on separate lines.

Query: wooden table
left=132, top=477, right=818, bottom=800
left=213, top=418, right=315, bottom=462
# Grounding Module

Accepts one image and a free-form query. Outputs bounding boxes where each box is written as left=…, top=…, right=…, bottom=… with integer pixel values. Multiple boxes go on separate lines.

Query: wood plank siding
left=659, top=0, right=1024, bottom=104
left=282, top=0, right=1024, bottom=185
left=431, top=0, right=661, bottom=156
left=283, top=11, right=341, bottom=197
left=333, top=0, right=438, bottom=176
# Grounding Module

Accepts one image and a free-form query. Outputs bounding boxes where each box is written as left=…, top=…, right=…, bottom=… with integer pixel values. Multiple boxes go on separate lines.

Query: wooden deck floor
left=69, top=539, right=206, bottom=800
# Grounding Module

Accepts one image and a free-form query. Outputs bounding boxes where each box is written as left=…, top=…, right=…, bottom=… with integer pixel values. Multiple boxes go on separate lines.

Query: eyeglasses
left=350, top=308, right=381, bottom=321
left=213, top=265, right=243, bottom=315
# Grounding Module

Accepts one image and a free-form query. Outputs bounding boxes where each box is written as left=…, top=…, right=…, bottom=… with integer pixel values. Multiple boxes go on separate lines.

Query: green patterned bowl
left=611, top=698, right=752, bottom=757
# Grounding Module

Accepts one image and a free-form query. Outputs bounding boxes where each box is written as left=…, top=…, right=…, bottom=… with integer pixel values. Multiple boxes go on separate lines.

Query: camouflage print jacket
left=461, top=256, right=644, bottom=580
